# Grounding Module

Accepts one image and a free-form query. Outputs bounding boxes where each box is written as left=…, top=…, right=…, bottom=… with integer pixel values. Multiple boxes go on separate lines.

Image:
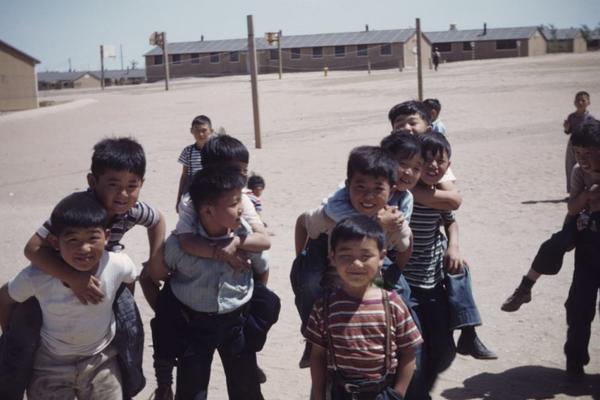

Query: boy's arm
left=444, top=218, right=463, bottom=273
left=393, top=235, right=413, bottom=270
left=411, top=181, right=462, bottom=210
left=175, top=166, right=189, bottom=213
left=0, top=283, right=17, bottom=332
left=309, top=343, right=328, bottom=400
left=24, top=234, right=104, bottom=304
left=146, top=211, right=166, bottom=269
left=568, top=184, right=600, bottom=216
left=393, top=347, right=417, bottom=396
left=238, top=232, right=271, bottom=252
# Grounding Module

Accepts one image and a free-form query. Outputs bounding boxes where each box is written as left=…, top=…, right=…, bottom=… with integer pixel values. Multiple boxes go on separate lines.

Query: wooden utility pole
left=277, top=30, right=283, bottom=79
left=247, top=15, right=262, bottom=148
left=100, top=45, right=105, bottom=90
left=416, top=18, right=423, bottom=101
left=161, top=32, right=170, bottom=91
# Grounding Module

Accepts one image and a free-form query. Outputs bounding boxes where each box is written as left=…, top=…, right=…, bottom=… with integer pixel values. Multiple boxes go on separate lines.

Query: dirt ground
left=1, top=51, right=599, bottom=399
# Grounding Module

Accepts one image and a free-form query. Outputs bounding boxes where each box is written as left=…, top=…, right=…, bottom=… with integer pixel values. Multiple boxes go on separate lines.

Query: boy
left=564, top=91, right=594, bottom=193
left=564, top=120, right=600, bottom=379
left=246, top=174, right=266, bottom=215
left=150, top=167, right=269, bottom=399
left=502, top=118, right=600, bottom=312
left=176, top=115, right=214, bottom=212
left=0, top=192, right=139, bottom=399
left=0, top=137, right=164, bottom=399
left=423, top=98, right=446, bottom=135
left=305, top=215, right=423, bottom=400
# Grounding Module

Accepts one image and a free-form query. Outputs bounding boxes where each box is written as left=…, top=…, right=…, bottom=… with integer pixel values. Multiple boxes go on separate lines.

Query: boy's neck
left=341, top=284, right=379, bottom=300
left=575, top=109, right=587, bottom=116
left=199, top=214, right=232, bottom=238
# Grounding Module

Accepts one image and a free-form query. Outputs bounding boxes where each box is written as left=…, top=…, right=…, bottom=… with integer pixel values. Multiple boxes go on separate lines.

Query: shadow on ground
left=521, top=198, right=568, bottom=205
left=441, top=365, right=599, bottom=400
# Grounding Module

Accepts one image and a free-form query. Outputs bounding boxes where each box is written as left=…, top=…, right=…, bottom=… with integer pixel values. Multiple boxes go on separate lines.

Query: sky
left=1, top=0, right=599, bottom=72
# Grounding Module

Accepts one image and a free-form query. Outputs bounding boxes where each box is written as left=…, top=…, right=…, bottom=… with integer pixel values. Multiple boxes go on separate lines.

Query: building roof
left=38, top=69, right=146, bottom=82
left=541, top=27, right=582, bottom=41
left=37, top=71, right=92, bottom=82
left=424, top=26, right=543, bottom=43
left=589, top=29, right=600, bottom=40
left=92, top=69, right=146, bottom=79
left=0, top=39, right=40, bottom=64
left=144, top=28, right=420, bottom=56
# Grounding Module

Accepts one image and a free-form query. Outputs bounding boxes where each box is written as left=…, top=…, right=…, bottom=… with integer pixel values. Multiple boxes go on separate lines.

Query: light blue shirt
left=164, top=219, right=255, bottom=314
left=432, top=119, right=447, bottom=135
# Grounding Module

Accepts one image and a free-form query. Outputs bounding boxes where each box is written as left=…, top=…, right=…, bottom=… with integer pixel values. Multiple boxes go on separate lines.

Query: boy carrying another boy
left=150, top=167, right=270, bottom=399
left=305, top=215, right=422, bottom=400
left=0, top=192, right=139, bottom=399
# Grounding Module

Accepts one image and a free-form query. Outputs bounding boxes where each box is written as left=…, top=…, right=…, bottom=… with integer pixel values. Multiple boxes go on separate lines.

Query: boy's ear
left=104, top=229, right=111, bottom=241
left=47, top=234, right=60, bottom=251
left=87, top=173, right=97, bottom=188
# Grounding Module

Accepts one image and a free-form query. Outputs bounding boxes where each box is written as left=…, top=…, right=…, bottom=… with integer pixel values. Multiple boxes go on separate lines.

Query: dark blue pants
left=532, top=216, right=576, bottom=275
left=564, top=225, right=600, bottom=368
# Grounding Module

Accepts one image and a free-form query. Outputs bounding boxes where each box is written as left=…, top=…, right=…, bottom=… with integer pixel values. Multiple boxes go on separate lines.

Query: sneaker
left=299, top=342, right=312, bottom=369
left=151, top=386, right=174, bottom=400
left=501, top=287, right=531, bottom=312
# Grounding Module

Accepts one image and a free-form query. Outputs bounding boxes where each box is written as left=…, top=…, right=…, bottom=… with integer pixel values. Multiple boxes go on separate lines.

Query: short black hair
left=575, top=91, right=590, bottom=101
left=423, top=98, right=441, bottom=113
left=50, top=192, right=109, bottom=237
left=191, top=115, right=212, bottom=127
left=421, top=131, right=452, bottom=160
left=247, top=174, right=265, bottom=190
left=571, top=118, right=600, bottom=148
left=330, top=215, right=385, bottom=252
left=200, top=134, right=249, bottom=168
left=388, top=100, right=432, bottom=126
left=381, top=133, right=422, bottom=162
left=91, top=137, right=146, bottom=179
left=189, top=167, right=246, bottom=211
left=347, top=146, right=398, bottom=186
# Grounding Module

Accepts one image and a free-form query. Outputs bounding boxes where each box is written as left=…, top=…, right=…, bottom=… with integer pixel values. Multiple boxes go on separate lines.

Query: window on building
left=172, top=54, right=181, bottom=64
left=270, top=49, right=279, bottom=60
left=312, top=47, right=323, bottom=58
left=496, top=40, right=517, bottom=50
left=380, top=43, right=392, bottom=55
left=435, top=42, right=452, bottom=52
left=210, top=52, right=220, bottom=63
left=334, top=46, right=345, bottom=57
left=291, top=48, right=301, bottom=59
left=230, top=51, right=239, bottom=63
left=462, top=42, right=473, bottom=51
left=154, top=55, right=163, bottom=65
left=191, top=53, right=200, bottom=63
left=357, top=44, right=368, bottom=56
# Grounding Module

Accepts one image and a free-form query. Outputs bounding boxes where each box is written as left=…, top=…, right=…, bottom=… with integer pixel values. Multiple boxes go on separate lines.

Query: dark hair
left=50, top=192, right=109, bottom=236
left=575, top=91, right=590, bottom=101
left=200, top=134, right=249, bottom=168
left=347, top=146, right=398, bottom=186
left=191, top=115, right=212, bottom=127
left=330, top=215, right=385, bottom=252
left=381, top=133, right=422, bottom=162
left=91, top=137, right=146, bottom=179
left=423, top=98, right=441, bottom=113
left=247, top=174, right=265, bottom=190
left=421, top=131, right=452, bottom=160
left=571, top=118, right=600, bottom=148
left=189, top=167, right=246, bottom=210
left=388, top=100, right=432, bottom=126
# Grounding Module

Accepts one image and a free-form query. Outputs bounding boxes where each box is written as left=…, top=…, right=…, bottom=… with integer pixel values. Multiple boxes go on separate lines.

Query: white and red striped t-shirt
left=304, top=288, right=422, bottom=380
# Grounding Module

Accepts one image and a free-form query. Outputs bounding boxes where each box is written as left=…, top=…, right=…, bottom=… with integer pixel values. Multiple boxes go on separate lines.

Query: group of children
left=0, top=91, right=597, bottom=399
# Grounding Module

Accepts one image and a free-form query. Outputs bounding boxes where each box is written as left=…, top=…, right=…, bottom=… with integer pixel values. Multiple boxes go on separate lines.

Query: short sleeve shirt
left=178, top=144, right=203, bottom=177
left=570, top=164, right=600, bottom=212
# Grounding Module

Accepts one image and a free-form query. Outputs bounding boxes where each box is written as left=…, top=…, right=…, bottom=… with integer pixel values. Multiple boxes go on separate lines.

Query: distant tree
left=580, top=24, right=591, bottom=41
left=130, top=60, right=138, bottom=70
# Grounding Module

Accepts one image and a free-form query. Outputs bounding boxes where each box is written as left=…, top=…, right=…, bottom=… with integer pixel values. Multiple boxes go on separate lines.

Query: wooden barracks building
left=0, top=40, right=40, bottom=112
left=144, top=28, right=432, bottom=81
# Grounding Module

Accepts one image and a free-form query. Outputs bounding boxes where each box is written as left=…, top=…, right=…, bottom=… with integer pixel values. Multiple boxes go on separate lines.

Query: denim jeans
left=564, top=223, right=600, bottom=367
left=444, top=265, right=482, bottom=330
left=531, top=216, right=577, bottom=275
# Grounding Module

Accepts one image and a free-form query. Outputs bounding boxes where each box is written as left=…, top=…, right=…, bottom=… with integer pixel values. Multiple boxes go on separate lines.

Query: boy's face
left=330, top=237, right=385, bottom=291
left=395, top=153, right=424, bottom=191
left=49, top=227, right=108, bottom=272
left=88, top=170, right=143, bottom=217
left=206, top=188, right=244, bottom=231
left=392, top=113, right=430, bottom=135
left=574, top=95, right=590, bottom=113
left=347, top=172, right=393, bottom=217
left=420, top=150, right=451, bottom=186
left=251, top=186, right=264, bottom=197
left=191, top=122, right=213, bottom=147
left=574, top=145, right=600, bottom=174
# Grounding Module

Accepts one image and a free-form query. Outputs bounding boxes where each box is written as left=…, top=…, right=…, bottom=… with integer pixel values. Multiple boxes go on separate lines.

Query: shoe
left=257, top=366, right=267, bottom=384
left=299, top=341, right=312, bottom=369
left=456, top=334, right=498, bottom=360
left=566, top=363, right=585, bottom=382
left=501, top=287, right=531, bottom=312
left=152, top=385, right=174, bottom=400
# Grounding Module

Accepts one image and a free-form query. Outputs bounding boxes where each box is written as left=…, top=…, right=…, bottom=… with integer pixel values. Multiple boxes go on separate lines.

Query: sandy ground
left=1, top=52, right=600, bottom=399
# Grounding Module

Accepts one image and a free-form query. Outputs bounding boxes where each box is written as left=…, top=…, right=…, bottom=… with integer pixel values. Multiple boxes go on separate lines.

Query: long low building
left=144, top=28, right=432, bottom=81
left=424, top=24, right=547, bottom=63
left=0, top=40, right=40, bottom=111
left=542, top=28, right=587, bottom=53
left=38, top=69, right=146, bottom=90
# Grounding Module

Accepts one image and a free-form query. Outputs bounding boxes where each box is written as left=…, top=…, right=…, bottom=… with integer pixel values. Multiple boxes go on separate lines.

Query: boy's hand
left=376, top=206, right=405, bottom=232
left=69, top=272, right=105, bottom=304
left=213, top=236, right=250, bottom=271
left=444, top=246, right=463, bottom=274
left=563, top=120, right=570, bottom=134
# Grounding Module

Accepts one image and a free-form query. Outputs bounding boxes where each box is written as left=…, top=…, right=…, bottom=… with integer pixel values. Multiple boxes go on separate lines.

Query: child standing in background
left=564, top=92, right=594, bottom=193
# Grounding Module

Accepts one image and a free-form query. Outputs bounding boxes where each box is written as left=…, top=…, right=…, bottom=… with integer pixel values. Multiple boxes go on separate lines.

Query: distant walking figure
left=432, top=49, right=441, bottom=71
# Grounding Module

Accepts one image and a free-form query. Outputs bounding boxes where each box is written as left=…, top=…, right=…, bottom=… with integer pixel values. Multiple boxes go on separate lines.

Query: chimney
left=365, top=24, right=369, bottom=32
left=201, top=35, right=204, bottom=41
left=483, top=23, right=487, bottom=35
left=449, top=24, right=457, bottom=31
